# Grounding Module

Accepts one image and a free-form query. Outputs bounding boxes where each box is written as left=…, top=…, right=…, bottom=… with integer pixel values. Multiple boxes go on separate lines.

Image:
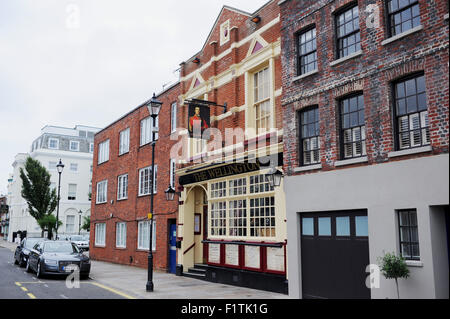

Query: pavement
left=0, top=240, right=289, bottom=299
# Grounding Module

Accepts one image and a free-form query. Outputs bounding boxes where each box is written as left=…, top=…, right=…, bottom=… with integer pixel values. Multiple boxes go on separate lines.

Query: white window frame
left=68, top=183, right=77, bottom=200
left=98, top=140, right=110, bottom=164
left=95, top=223, right=106, bottom=247
left=117, top=174, right=128, bottom=200
left=170, top=159, right=176, bottom=187
left=66, top=215, right=75, bottom=233
left=96, top=180, right=108, bottom=204
left=138, top=165, right=157, bottom=196
left=171, top=102, right=177, bottom=133
left=116, top=222, right=127, bottom=248
left=119, top=128, right=130, bottom=155
left=69, top=140, right=80, bottom=152
left=70, top=163, right=78, bottom=172
left=89, top=143, right=94, bottom=153
left=48, top=138, right=59, bottom=150
left=137, top=220, right=156, bottom=251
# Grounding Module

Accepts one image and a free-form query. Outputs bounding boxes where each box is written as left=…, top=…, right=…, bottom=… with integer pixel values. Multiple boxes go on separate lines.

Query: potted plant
left=378, top=252, right=410, bottom=299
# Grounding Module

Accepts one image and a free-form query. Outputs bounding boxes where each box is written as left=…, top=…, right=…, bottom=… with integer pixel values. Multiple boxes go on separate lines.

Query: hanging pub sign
left=187, top=103, right=210, bottom=139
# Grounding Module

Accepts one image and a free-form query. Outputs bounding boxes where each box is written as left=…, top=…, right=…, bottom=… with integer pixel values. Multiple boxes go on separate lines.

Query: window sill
left=335, top=156, right=368, bottom=167
left=117, top=198, right=128, bottom=201
left=388, top=145, right=432, bottom=158
left=293, top=164, right=322, bottom=173
left=406, top=260, right=423, bottom=267
left=381, top=25, right=424, bottom=46
left=330, top=50, right=363, bottom=67
left=118, top=151, right=129, bottom=157
left=138, top=193, right=157, bottom=198
left=291, top=69, right=319, bottom=82
left=94, top=244, right=106, bottom=248
left=95, top=201, right=107, bottom=205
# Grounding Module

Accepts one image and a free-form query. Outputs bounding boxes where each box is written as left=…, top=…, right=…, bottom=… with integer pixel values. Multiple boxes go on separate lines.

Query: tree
left=20, top=157, right=58, bottom=239
left=37, top=215, right=62, bottom=240
left=81, top=216, right=90, bottom=232
left=378, top=252, right=410, bottom=299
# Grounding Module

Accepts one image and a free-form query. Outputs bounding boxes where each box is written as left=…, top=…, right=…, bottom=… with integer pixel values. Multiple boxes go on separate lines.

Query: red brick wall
left=280, top=0, right=449, bottom=175
left=90, top=83, right=180, bottom=271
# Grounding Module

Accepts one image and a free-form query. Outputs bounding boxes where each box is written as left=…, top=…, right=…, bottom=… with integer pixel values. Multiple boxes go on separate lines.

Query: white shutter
left=344, top=129, right=353, bottom=158
left=410, top=113, right=421, bottom=147
left=398, top=116, right=410, bottom=149
left=153, top=165, right=157, bottom=194
left=421, top=111, right=430, bottom=145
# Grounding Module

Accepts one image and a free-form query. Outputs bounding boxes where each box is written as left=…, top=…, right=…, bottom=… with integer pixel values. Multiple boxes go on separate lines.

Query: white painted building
left=7, top=125, right=100, bottom=241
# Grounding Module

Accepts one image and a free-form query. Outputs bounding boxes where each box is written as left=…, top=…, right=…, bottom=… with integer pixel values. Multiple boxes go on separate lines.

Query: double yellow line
left=15, top=282, right=36, bottom=299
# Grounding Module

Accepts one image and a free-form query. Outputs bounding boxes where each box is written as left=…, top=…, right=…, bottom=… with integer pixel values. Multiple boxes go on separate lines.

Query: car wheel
left=19, top=255, right=26, bottom=267
left=36, top=262, right=42, bottom=278
left=80, top=273, right=89, bottom=280
left=25, top=259, right=32, bottom=273
left=14, top=255, right=19, bottom=265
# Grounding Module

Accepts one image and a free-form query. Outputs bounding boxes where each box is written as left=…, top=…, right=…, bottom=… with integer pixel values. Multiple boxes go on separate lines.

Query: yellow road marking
left=27, top=293, right=36, bottom=299
left=89, top=282, right=136, bottom=299
left=15, top=282, right=22, bottom=287
left=21, top=287, right=28, bottom=292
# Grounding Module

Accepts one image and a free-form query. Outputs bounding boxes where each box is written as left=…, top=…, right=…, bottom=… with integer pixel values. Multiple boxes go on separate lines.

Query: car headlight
left=44, top=259, right=58, bottom=265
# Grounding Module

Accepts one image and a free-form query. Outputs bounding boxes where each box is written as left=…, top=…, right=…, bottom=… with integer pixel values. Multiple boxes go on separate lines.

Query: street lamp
left=146, top=93, right=162, bottom=292
left=164, top=185, right=176, bottom=202
left=55, top=159, right=64, bottom=240
left=265, top=167, right=283, bottom=188
left=78, top=210, right=82, bottom=235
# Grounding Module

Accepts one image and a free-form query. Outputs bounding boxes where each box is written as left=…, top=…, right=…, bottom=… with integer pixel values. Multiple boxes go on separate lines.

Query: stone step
left=188, top=267, right=206, bottom=275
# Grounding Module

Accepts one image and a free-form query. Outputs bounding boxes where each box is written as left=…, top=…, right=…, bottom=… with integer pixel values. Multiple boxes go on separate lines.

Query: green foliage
left=81, top=216, right=90, bottom=232
left=20, top=157, right=58, bottom=234
left=37, top=214, right=62, bottom=239
left=378, top=252, right=410, bottom=280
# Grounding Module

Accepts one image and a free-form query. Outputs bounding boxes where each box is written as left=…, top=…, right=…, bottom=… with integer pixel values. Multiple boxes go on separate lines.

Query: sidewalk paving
left=1, top=240, right=289, bottom=299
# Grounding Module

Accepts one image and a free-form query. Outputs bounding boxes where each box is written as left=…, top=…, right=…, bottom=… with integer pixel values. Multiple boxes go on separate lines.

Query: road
left=0, top=247, right=132, bottom=299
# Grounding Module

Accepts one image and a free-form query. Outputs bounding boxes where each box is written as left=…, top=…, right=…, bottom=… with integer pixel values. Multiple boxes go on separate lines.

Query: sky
left=0, top=0, right=269, bottom=195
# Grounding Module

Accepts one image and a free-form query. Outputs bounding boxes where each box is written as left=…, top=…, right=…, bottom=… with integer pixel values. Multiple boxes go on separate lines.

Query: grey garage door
left=300, top=210, right=371, bottom=299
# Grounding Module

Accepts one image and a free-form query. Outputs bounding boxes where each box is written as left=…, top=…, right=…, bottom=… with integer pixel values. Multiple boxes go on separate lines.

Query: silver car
left=70, top=235, right=89, bottom=251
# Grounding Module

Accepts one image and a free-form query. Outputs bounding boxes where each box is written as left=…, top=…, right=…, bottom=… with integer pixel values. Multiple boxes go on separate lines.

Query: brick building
left=173, top=1, right=287, bottom=293
left=89, top=82, right=180, bottom=272
left=279, top=0, right=449, bottom=298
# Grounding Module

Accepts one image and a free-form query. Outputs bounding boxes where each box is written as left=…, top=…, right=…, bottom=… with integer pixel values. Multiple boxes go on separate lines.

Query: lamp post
left=55, top=159, right=64, bottom=240
left=78, top=210, right=82, bottom=235
left=146, top=93, right=162, bottom=292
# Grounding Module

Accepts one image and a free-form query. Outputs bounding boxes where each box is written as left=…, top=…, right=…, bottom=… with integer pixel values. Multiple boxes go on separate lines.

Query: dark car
left=14, top=237, right=47, bottom=267
left=26, top=241, right=91, bottom=279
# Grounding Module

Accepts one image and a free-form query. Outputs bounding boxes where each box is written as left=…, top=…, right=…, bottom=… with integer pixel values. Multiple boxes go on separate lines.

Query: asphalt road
left=0, top=247, right=129, bottom=299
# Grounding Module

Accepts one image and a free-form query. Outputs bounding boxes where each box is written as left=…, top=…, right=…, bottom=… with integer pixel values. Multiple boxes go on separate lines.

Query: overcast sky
left=0, top=0, right=269, bottom=195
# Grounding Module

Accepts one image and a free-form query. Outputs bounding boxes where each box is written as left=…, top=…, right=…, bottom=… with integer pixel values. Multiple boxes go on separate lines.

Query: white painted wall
left=285, top=154, right=449, bottom=299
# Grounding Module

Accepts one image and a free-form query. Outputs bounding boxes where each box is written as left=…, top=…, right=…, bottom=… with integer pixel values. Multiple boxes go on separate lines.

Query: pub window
left=250, top=174, right=274, bottom=194
left=398, top=209, right=420, bottom=260
left=299, top=107, right=320, bottom=166
left=387, top=0, right=421, bottom=37
left=335, top=4, right=361, bottom=59
left=340, top=94, right=366, bottom=159
left=228, top=200, right=247, bottom=237
left=210, top=181, right=226, bottom=199
left=210, top=201, right=227, bottom=236
left=297, top=27, right=317, bottom=75
left=229, top=177, right=247, bottom=196
left=249, top=196, right=275, bottom=237
left=254, top=67, right=271, bottom=135
left=393, top=74, right=429, bottom=150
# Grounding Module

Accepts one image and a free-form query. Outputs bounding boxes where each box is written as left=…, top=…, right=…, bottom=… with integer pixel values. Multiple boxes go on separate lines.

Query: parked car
left=69, top=235, right=89, bottom=251
left=26, top=240, right=91, bottom=279
left=14, top=237, right=47, bottom=267
left=56, top=234, right=70, bottom=241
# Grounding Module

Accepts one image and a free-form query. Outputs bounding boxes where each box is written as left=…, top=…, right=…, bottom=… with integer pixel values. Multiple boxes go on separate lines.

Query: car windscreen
left=24, top=239, right=43, bottom=249
left=70, top=235, right=83, bottom=241
left=43, top=242, right=78, bottom=253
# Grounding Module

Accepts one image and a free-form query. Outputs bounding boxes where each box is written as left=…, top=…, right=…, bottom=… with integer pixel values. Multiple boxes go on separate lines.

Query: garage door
left=300, top=210, right=371, bottom=299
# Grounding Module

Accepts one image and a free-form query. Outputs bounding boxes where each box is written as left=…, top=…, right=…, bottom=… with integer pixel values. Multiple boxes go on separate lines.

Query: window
left=340, top=94, right=366, bottom=159
left=318, top=217, right=331, bottom=236
left=69, top=141, right=80, bottom=152
left=302, top=218, right=314, bottom=236
left=48, top=138, right=59, bottom=150
left=229, top=199, right=247, bottom=237
left=355, top=216, right=369, bottom=237
left=210, top=181, right=226, bottom=199
left=336, top=216, right=350, bottom=236
left=138, top=220, right=156, bottom=250
left=89, top=143, right=94, bottom=153
left=119, top=128, right=130, bottom=155
left=66, top=215, right=75, bottom=233
left=140, top=116, right=159, bottom=146
left=387, top=0, right=420, bottom=37
left=116, top=222, right=127, bottom=248
left=138, top=166, right=157, bottom=196
left=229, top=178, right=247, bottom=196
left=210, top=202, right=227, bottom=236
left=49, top=161, right=57, bottom=170
left=169, top=159, right=176, bottom=188
left=96, top=180, right=107, bottom=204
left=336, top=4, right=360, bottom=59
left=95, top=223, right=106, bottom=246
left=249, top=174, right=274, bottom=194
left=68, top=184, right=77, bottom=200
left=398, top=210, right=420, bottom=260
left=171, top=102, right=177, bottom=133
left=249, top=196, right=275, bottom=237
left=299, top=107, right=320, bottom=165
left=98, top=140, right=110, bottom=164
left=70, top=163, right=78, bottom=172
left=298, top=27, right=317, bottom=75
left=117, top=174, right=128, bottom=200
left=254, top=67, right=271, bottom=135
left=394, top=74, right=429, bottom=150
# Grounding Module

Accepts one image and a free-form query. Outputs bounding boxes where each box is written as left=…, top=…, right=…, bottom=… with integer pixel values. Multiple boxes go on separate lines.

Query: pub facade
left=172, top=0, right=288, bottom=293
